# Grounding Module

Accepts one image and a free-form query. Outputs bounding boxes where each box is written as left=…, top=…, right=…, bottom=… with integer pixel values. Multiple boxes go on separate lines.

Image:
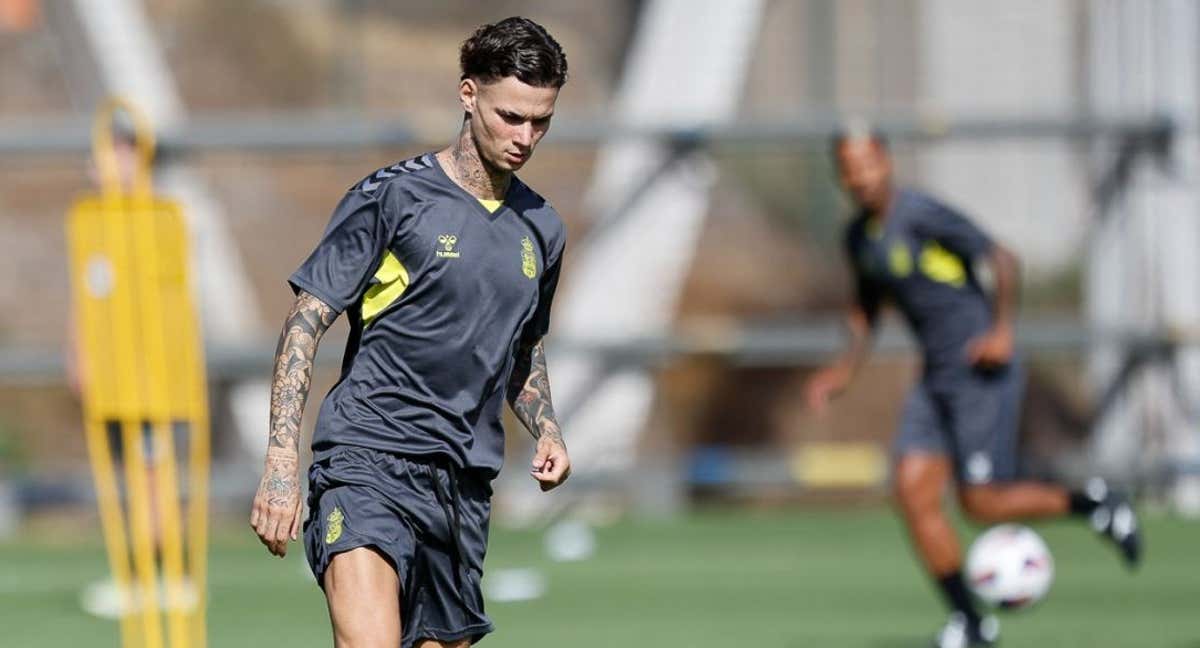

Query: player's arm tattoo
left=268, top=291, right=337, bottom=454
left=507, top=339, right=563, bottom=444
left=262, top=452, right=299, bottom=508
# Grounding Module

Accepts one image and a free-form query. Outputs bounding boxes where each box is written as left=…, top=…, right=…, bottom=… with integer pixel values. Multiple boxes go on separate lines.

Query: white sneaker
left=933, top=612, right=999, bottom=648
left=1085, top=478, right=1142, bottom=567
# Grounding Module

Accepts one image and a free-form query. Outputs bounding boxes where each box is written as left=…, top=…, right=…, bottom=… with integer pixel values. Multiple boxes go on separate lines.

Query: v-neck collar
left=431, top=153, right=519, bottom=221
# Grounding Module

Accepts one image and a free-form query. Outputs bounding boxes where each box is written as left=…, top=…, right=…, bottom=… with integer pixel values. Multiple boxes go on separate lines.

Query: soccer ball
left=964, top=524, right=1054, bottom=610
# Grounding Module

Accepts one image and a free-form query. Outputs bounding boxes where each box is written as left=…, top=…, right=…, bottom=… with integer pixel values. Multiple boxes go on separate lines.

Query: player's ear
left=459, top=78, right=478, bottom=115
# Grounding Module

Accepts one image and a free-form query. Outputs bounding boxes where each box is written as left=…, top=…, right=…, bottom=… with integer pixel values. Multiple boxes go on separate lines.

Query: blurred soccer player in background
left=250, top=17, right=570, bottom=648
left=805, top=130, right=1141, bottom=648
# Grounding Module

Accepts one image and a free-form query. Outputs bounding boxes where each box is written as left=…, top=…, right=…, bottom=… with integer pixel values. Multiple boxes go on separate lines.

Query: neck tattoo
left=438, top=122, right=512, bottom=201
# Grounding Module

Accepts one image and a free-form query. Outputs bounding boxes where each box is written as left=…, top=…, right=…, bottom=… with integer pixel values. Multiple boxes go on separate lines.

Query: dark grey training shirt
left=844, top=188, right=995, bottom=383
left=289, top=153, right=566, bottom=479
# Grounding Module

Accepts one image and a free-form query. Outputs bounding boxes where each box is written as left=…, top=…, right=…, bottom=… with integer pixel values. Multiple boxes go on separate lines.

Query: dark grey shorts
left=304, top=447, right=494, bottom=647
left=894, top=361, right=1026, bottom=484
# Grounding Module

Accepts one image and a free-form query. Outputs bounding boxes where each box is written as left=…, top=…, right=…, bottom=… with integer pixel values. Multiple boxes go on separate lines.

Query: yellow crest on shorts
left=520, top=237, right=537, bottom=279
left=325, top=506, right=344, bottom=544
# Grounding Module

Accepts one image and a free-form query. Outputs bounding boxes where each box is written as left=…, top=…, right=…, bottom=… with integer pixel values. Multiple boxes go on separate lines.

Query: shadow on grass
left=866, top=637, right=933, bottom=648
left=784, top=635, right=929, bottom=648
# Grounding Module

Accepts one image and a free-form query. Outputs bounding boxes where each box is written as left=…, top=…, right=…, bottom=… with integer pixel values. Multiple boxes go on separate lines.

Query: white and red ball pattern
left=965, top=524, right=1054, bottom=610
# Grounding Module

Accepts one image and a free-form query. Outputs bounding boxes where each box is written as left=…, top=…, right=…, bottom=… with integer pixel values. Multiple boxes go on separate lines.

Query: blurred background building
left=0, top=0, right=1198, bottom=538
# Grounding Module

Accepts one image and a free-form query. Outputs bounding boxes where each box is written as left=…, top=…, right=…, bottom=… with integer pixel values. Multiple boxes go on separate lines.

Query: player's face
left=462, top=76, right=558, bottom=173
left=835, top=139, right=892, bottom=212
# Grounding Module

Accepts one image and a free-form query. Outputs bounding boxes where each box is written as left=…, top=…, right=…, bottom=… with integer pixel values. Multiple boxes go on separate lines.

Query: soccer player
left=250, top=18, right=570, bottom=648
left=805, top=130, right=1141, bottom=648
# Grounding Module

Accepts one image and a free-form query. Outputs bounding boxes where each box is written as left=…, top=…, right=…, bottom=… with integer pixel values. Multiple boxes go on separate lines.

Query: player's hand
left=804, top=365, right=851, bottom=415
left=250, top=450, right=303, bottom=558
left=967, top=324, right=1014, bottom=369
left=531, top=435, right=570, bottom=492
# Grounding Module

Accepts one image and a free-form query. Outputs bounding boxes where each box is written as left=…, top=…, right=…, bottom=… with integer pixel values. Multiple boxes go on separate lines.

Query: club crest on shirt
left=520, top=237, right=537, bottom=279
left=325, top=506, right=344, bottom=544
left=889, top=241, right=912, bottom=278
left=436, top=234, right=461, bottom=259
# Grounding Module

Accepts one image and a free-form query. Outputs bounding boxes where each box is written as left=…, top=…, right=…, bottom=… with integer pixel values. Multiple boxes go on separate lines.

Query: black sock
left=1069, top=490, right=1101, bottom=516
left=937, top=572, right=980, bottom=626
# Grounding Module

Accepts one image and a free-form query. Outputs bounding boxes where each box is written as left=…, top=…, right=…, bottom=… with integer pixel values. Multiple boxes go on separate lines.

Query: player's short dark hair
left=460, top=17, right=568, bottom=88
left=830, top=128, right=889, bottom=159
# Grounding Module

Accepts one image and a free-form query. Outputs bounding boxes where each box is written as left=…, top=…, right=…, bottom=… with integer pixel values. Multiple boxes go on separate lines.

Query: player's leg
left=895, top=453, right=996, bottom=648
left=895, top=452, right=961, bottom=575
left=324, top=546, right=402, bottom=648
left=304, top=449, right=415, bottom=648
left=959, top=480, right=1139, bottom=565
left=950, top=362, right=1140, bottom=566
left=406, top=460, right=495, bottom=648
left=894, top=383, right=968, bottom=576
left=894, top=384, right=997, bottom=648
left=957, top=481, right=1068, bottom=522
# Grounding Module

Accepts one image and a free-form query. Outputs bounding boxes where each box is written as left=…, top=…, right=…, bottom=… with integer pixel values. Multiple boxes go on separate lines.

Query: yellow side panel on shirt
left=362, top=250, right=410, bottom=324
left=361, top=199, right=492, bottom=323
left=919, top=242, right=966, bottom=287
left=888, top=242, right=912, bottom=278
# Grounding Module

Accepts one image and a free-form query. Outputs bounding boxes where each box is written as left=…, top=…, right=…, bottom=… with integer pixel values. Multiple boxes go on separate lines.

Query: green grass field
left=1, top=508, right=1196, bottom=647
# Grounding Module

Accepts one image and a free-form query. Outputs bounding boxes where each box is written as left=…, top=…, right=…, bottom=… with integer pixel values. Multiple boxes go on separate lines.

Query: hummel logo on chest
left=437, top=234, right=461, bottom=259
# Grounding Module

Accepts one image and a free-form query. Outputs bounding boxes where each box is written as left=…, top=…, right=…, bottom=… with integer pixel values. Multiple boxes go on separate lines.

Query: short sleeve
left=915, top=199, right=993, bottom=261
left=288, top=189, right=395, bottom=314
left=527, top=242, right=565, bottom=340
left=854, top=272, right=885, bottom=322
left=844, top=226, right=884, bottom=321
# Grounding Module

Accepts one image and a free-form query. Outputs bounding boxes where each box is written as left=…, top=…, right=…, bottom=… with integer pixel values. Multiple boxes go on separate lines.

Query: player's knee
left=891, top=477, right=917, bottom=514
left=893, top=461, right=942, bottom=515
left=958, top=485, right=1003, bottom=523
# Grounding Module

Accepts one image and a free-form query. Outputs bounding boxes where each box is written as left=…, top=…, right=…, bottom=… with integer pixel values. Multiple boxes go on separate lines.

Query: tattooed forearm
left=268, top=291, right=336, bottom=453
left=508, top=339, right=563, bottom=443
